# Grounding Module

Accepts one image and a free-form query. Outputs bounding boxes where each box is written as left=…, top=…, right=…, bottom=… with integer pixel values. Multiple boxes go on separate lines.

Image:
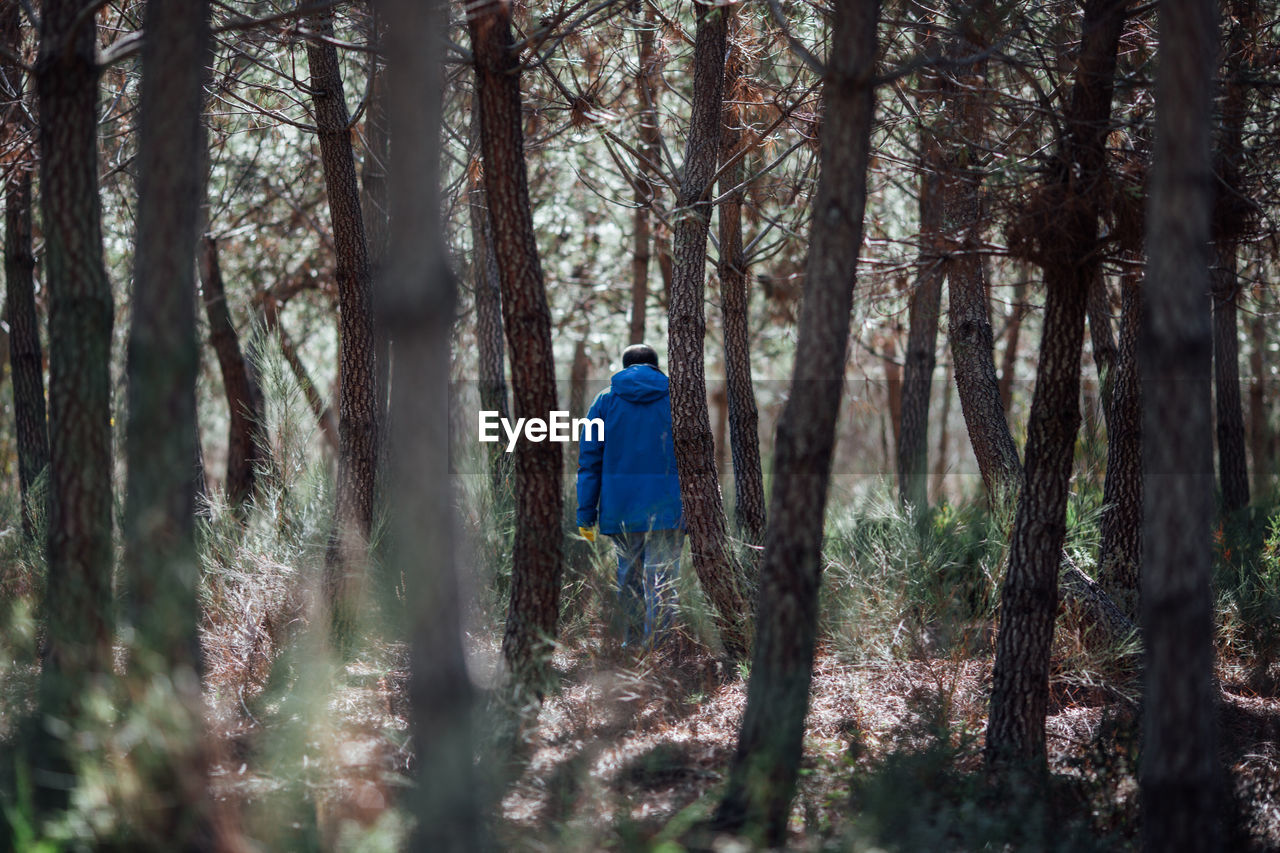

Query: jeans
left=610, top=528, right=683, bottom=646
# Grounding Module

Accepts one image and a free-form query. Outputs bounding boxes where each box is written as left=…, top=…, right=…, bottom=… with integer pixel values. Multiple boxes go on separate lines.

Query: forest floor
left=202, top=622, right=1280, bottom=851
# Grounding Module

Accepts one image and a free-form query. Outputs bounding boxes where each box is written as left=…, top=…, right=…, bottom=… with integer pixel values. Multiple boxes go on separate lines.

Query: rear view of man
left=576, top=344, right=684, bottom=647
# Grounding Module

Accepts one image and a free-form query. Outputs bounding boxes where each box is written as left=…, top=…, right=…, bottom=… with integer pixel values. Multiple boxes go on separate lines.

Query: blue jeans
left=610, top=529, right=683, bottom=646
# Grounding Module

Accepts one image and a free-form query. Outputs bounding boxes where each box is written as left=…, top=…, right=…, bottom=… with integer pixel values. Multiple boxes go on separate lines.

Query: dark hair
left=622, top=343, right=659, bottom=368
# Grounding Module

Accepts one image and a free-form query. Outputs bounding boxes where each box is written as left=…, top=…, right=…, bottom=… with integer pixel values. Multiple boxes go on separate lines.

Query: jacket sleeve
left=576, top=392, right=606, bottom=527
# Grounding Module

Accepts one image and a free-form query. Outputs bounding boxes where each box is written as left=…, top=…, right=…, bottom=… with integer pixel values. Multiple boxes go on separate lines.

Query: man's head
left=622, top=343, right=659, bottom=369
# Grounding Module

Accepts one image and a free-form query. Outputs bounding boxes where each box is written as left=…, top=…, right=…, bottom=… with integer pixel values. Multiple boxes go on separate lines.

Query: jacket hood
left=611, top=364, right=668, bottom=403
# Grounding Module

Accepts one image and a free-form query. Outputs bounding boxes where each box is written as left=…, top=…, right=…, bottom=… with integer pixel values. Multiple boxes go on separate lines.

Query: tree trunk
left=714, top=0, right=879, bottom=838
left=469, top=0, right=565, bottom=694
left=898, top=54, right=945, bottom=512
left=1097, top=268, right=1142, bottom=616
left=933, top=361, right=953, bottom=502
left=941, top=31, right=1022, bottom=506
left=468, top=90, right=510, bottom=495
left=304, top=5, right=380, bottom=650
left=1211, top=0, right=1255, bottom=513
left=1249, top=312, right=1271, bottom=497
left=629, top=3, right=663, bottom=345
left=2, top=9, right=46, bottom=543
left=33, top=0, right=116, bottom=815
left=1087, top=268, right=1118, bottom=415
left=985, top=0, right=1126, bottom=771
left=121, top=0, right=213, bottom=843
left=719, top=17, right=766, bottom=544
left=360, top=7, right=392, bottom=464
left=998, top=278, right=1027, bottom=413
left=262, top=297, right=340, bottom=452
left=379, top=0, right=483, bottom=846
left=199, top=236, right=267, bottom=507
left=665, top=0, right=751, bottom=659
left=1213, top=245, right=1249, bottom=511
left=1140, top=0, right=1221, bottom=843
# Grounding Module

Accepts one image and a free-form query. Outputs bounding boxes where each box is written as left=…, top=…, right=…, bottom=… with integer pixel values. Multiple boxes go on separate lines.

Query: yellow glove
left=578, top=526, right=597, bottom=542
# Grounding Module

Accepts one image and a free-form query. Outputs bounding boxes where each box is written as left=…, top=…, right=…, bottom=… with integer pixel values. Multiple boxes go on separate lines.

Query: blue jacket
left=576, top=364, right=684, bottom=534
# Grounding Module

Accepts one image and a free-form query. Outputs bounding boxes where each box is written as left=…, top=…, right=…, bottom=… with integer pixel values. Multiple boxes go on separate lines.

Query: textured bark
left=121, top=0, right=214, bottom=843
left=666, top=0, right=750, bottom=659
left=986, top=0, right=1126, bottom=771
left=1249, top=313, right=1271, bottom=496
left=1211, top=0, right=1255, bottom=513
left=378, top=0, right=483, bottom=847
left=719, top=13, right=766, bottom=544
left=360, top=9, right=392, bottom=457
left=469, top=0, right=564, bottom=693
left=713, top=0, right=879, bottom=840
left=33, top=0, right=116, bottom=814
left=1213, top=244, right=1249, bottom=511
left=1097, top=270, right=1142, bottom=616
left=897, top=33, right=945, bottom=512
left=199, top=236, right=267, bottom=507
left=1140, top=0, right=1221, bottom=843
left=629, top=3, right=662, bottom=345
left=940, top=29, right=1022, bottom=505
left=998, top=279, right=1027, bottom=413
left=468, top=90, right=509, bottom=494
left=2, top=7, right=45, bottom=542
left=304, top=5, right=380, bottom=648
left=1087, top=269, right=1118, bottom=414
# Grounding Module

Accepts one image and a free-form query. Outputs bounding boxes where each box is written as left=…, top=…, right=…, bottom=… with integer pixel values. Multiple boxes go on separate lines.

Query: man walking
left=576, top=344, right=684, bottom=647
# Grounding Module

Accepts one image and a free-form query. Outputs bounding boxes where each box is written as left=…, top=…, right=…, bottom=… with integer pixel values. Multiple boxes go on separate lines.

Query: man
left=576, top=344, right=684, bottom=647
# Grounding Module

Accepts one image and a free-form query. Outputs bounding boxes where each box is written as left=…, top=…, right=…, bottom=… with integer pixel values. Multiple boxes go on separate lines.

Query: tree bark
left=1140, top=0, right=1221, bottom=843
left=714, top=0, right=879, bottom=840
left=1249, top=312, right=1271, bottom=497
left=468, top=89, right=509, bottom=495
left=469, top=0, right=565, bottom=693
left=1087, top=268, right=1118, bottom=414
left=378, top=0, right=483, bottom=847
left=1211, top=0, right=1255, bottom=513
left=360, top=7, right=392, bottom=463
left=666, top=0, right=751, bottom=659
left=719, top=11, right=766, bottom=544
left=304, top=5, right=380, bottom=650
left=940, top=27, right=1022, bottom=505
left=199, top=236, right=267, bottom=507
left=33, top=0, right=116, bottom=815
left=121, top=0, right=214, bottom=843
left=2, top=7, right=46, bottom=542
left=986, top=0, right=1126, bottom=771
left=998, top=278, right=1027, bottom=413
left=1097, top=267, right=1142, bottom=616
left=629, top=3, right=662, bottom=346
left=898, top=21, right=945, bottom=512
left=1213, top=247, right=1249, bottom=511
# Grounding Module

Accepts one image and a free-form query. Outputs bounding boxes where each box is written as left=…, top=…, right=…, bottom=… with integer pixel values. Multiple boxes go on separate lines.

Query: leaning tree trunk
left=469, top=0, right=564, bottom=694
left=1140, top=0, right=1221, bottom=845
left=1, top=7, right=47, bottom=543
left=360, top=7, right=392, bottom=448
left=667, top=0, right=751, bottom=659
left=985, top=0, right=1126, bottom=771
left=940, top=29, right=1022, bottom=506
left=32, top=0, right=117, bottom=815
left=380, top=0, right=484, bottom=846
left=1096, top=264, right=1142, bottom=616
left=719, top=12, right=766, bottom=544
left=712, top=0, right=880, bottom=841
left=304, top=6, right=380, bottom=651
left=199, top=236, right=267, bottom=508
left=121, top=0, right=213, bottom=844
left=998, top=278, right=1027, bottom=412
left=898, top=13, right=945, bottom=512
